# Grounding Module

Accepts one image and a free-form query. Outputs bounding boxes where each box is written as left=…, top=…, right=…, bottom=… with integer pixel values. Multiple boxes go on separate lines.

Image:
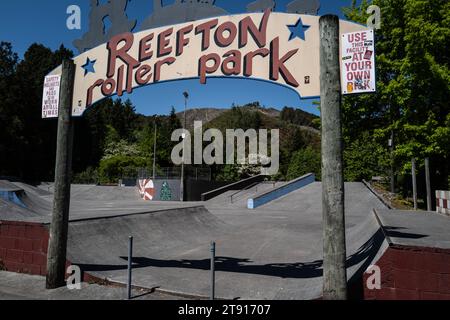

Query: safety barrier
left=436, top=190, right=450, bottom=216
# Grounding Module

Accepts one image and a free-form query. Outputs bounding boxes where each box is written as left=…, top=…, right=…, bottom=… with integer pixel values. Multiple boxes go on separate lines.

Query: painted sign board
left=138, top=179, right=181, bottom=201
left=42, top=75, right=61, bottom=119
left=48, top=11, right=370, bottom=116
left=341, top=30, right=376, bottom=94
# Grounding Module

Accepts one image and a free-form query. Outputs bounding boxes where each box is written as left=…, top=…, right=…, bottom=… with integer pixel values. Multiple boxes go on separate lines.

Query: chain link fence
left=135, top=167, right=211, bottom=181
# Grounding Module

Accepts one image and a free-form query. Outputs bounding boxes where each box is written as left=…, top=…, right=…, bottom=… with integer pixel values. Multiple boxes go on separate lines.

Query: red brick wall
left=364, top=245, right=450, bottom=300
left=0, top=221, right=49, bottom=276
left=0, top=220, right=104, bottom=284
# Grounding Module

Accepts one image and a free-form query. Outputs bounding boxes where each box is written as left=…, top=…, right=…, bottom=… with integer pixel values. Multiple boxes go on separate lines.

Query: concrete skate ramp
left=0, top=181, right=47, bottom=219
left=70, top=185, right=142, bottom=201
left=67, top=206, right=232, bottom=288
left=0, top=198, right=36, bottom=220
left=0, top=180, right=24, bottom=192
left=67, top=182, right=389, bottom=300
left=0, top=181, right=199, bottom=222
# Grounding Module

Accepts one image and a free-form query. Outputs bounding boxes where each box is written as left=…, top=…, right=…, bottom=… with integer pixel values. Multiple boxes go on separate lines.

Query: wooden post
left=46, top=60, right=75, bottom=289
left=412, top=158, right=418, bottom=210
left=210, top=241, right=216, bottom=300
left=320, top=15, right=348, bottom=300
left=425, top=158, right=432, bottom=211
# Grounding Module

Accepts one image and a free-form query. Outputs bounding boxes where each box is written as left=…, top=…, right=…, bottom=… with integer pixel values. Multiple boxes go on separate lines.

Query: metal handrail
left=230, top=182, right=260, bottom=203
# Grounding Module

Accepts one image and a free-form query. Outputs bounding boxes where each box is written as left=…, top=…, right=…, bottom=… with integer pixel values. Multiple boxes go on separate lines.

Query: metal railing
left=229, top=181, right=277, bottom=203
left=230, top=182, right=260, bottom=203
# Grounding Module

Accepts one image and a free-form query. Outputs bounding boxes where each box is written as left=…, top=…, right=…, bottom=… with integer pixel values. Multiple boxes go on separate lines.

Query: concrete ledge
left=362, top=180, right=393, bottom=209
left=201, top=175, right=266, bottom=201
left=248, top=174, right=315, bottom=209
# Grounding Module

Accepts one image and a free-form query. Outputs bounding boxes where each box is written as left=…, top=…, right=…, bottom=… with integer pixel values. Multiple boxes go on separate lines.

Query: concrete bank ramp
left=0, top=181, right=50, bottom=219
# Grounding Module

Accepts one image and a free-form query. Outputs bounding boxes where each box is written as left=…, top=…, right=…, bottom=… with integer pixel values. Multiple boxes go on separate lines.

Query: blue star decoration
left=81, top=58, right=96, bottom=76
left=288, top=18, right=311, bottom=41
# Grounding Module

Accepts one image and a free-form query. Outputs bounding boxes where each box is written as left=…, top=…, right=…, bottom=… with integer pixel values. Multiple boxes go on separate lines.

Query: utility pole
left=180, top=91, right=189, bottom=202
left=320, top=15, right=348, bottom=300
left=46, top=59, right=75, bottom=289
left=389, top=130, right=395, bottom=193
left=425, top=158, right=432, bottom=211
left=152, top=121, right=157, bottom=180
left=412, top=158, right=418, bottom=210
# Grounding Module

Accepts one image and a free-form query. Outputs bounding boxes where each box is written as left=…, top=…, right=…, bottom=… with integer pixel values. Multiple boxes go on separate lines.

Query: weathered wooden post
left=320, top=15, right=348, bottom=300
left=412, top=158, right=418, bottom=210
left=46, top=59, right=75, bottom=289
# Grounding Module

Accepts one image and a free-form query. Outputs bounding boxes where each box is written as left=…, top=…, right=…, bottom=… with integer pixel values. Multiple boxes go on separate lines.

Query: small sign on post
left=341, top=30, right=376, bottom=94
left=42, top=75, right=61, bottom=119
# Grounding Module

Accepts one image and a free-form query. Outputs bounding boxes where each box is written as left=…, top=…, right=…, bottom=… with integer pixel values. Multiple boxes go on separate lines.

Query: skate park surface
left=5, top=179, right=447, bottom=299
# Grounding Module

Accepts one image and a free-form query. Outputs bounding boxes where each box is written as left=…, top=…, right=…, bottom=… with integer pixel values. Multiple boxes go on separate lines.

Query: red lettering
left=177, top=25, right=193, bottom=56
left=117, top=65, right=125, bottom=96
left=244, top=48, right=269, bottom=77
left=86, top=79, right=104, bottom=106
left=135, top=64, right=153, bottom=85
left=158, top=27, right=174, bottom=57
left=221, top=50, right=241, bottom=75
left=199, top=53, right=221, bottom=84
left=139, top=33, right=154, bottom=62
left=270, top=37, right=299, bottom=87
left=101, top=78, right=116, bottom=96
left=239, top=9, right=270, bottom=48
left=215, top=22, right=238, bottom=47
left=154, top=57, right=176, bottom=82
left=195, top=19, right=219, bottom=51
left=107, top=33, right=139, bottom=78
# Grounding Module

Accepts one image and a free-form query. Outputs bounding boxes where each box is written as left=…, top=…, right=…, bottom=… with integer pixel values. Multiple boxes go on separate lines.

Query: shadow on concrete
left=76, top=228, right=391, bottom=282
left=383, top=226, right=428, bottom=240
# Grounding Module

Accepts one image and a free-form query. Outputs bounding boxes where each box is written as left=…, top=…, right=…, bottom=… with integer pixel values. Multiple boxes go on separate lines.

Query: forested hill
left=177, top=103, right=319, bottom=131
left=73, top=100, right=322, bottom=184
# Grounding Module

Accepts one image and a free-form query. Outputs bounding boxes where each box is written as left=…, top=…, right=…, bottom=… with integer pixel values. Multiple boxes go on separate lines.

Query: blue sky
left=0, top=0, right=358, bottom=116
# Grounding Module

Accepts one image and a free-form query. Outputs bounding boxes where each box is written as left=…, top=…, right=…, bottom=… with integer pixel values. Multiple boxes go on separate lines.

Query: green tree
left=287, top=147, right=321, bottom=181
left=342, top=0, right=450, bottom=188
left=98, top=155, right=146, bottom=184
left=0, top=42, right=19, bottom=176
left=0, top=43, right=73, bottom=180
left=344, top=131, right=389, bottom=181
left=214, top=165, right=241, bottom=182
